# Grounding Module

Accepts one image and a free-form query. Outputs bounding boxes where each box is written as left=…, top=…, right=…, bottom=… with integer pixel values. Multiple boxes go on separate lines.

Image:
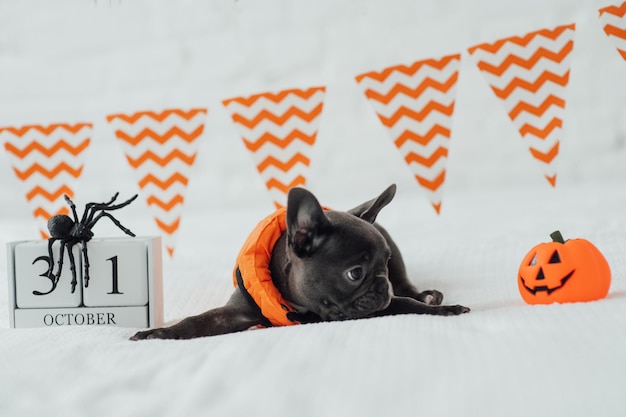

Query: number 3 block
left=14, top=241, right=83, bottom=308
left=6, top=236, right=163, bottom=329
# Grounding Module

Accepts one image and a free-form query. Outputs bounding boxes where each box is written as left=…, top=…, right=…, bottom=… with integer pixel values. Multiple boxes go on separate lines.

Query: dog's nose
left=375, top=277, right=389, bottom=294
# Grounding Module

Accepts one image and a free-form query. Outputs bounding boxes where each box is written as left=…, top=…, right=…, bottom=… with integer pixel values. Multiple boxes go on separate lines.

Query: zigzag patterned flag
left=1, top=123, right=91, bottom=238
left=599, top=2, right=626, bottom=62
left=468, top=23, right=575, bottom=187
left=222, top=86, right=325, bottom=208
left=106, top=108, right=207, bottom=257
left=355, top=54, right=461, bottom=214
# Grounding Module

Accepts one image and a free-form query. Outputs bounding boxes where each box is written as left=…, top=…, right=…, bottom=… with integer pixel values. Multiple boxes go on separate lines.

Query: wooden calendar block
left=13, top=240, right=83, bottom=308
left=7, top=236, right=163, bottom=329
left=82, top=239, right=149, bottom=307
left=13, top=306, right=149, bottom=328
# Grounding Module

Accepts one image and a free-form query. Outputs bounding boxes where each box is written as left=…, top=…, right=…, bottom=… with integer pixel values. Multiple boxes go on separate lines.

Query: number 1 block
left=6, top=236, right=163, bottom=329
left=83, top=239, right=149, bottom=307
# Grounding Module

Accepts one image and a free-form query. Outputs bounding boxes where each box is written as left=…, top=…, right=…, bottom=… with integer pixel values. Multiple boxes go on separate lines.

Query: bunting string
left=1, top=6, right=624, bottom=250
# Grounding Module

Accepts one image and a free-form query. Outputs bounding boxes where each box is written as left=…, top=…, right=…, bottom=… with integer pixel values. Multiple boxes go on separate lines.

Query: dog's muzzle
left=350, top=275, right=392, bottom=316
left=319, top=276, right=392, bottom=321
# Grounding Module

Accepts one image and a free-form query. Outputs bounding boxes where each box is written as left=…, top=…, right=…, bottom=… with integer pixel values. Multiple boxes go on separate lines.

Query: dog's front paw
left=130, top=327, right=180, bottom=341
left=418, top=290, right=444, bottom=305
left=439, top=304, right=470, bottom=316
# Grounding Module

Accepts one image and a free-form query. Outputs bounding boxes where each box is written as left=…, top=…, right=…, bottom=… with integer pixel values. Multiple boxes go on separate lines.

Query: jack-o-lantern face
left=518, top=231, right=611, bottom=304
left=520, top=248, right=575, bottom=296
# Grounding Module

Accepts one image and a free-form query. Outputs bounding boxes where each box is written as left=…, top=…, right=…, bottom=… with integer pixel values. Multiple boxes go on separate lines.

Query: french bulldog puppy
left=131, top=184, right=469, bottom=340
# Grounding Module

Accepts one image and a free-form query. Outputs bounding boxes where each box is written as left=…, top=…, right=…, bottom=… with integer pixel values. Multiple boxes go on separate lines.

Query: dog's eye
left=346, top=267, right=363, bottom=281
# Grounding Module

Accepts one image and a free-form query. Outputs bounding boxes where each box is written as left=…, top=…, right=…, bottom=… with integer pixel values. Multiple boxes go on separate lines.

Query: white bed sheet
left=1, top=182, right=625, bottom=417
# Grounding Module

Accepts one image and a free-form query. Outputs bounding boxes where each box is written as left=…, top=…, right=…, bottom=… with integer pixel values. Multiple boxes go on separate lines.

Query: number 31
left=31, top=255, right=124, bottom=296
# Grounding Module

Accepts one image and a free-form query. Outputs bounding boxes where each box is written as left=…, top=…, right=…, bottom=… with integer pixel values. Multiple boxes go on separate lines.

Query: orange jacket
left=232, top=207, right=299, bottom=327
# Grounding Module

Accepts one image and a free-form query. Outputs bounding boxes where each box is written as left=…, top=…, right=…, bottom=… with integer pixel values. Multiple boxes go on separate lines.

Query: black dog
left=131, top=184, right=469, bottom=340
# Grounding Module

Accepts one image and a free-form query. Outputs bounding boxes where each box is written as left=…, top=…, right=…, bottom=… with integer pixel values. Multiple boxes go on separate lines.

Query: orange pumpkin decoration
left=518, top=231, right=611, bottom=304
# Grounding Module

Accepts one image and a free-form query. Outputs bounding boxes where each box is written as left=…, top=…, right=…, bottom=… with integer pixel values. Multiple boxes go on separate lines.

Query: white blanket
left=1, top=182, right=625, bottom=417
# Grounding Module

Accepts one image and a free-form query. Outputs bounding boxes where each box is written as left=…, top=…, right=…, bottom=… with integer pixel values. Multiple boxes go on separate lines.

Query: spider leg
left=82, top=205, right=92, bottom=225
left=89, top=212, right=136, bottom=237
left=88, top=194, right=139, bottom=215
left=46, top=238, right=56, bottom=273
left=64, top=195, right=80, bottom=224
left=102, top=192, right=120, bottom=206
left=109, top=193, right=138, bottom=210
left=83, top=192, right=119, bottom=224
left=81, top=240, right=91, bottom=288
left=46, top=238, right=58, bottom=286
left=84, top=207, right=98, bottom=226
left=54, top=242, right=66, bottom=289
left=80, top=194, right=138, bottom=236
left=105, top=192, right=120, bottom=205
left=66, top=241, right=78, bottom=294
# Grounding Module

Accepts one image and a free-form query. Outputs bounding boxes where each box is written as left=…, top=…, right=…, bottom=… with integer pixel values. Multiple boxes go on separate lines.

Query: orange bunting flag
left=356, top=54, right=461, bottom=214
left=599, top=2, right=626, bottom=61
left=468, top=23, right=576, bottom=187
left=222, top=87, right=325, bottom=208
left=106, top=108, right=207, bottom=257
left=1, top=123, right=91, bottom=238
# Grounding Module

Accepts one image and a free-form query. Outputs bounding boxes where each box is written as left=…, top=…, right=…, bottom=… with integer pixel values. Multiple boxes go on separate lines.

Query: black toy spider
left=44, top=192, right=138, bottom=293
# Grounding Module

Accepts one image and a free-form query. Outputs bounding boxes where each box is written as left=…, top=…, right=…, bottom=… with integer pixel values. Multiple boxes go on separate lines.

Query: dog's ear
left=286, top=187, right=331, bottom=258
left=348, top=184, right=396, bottom=224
